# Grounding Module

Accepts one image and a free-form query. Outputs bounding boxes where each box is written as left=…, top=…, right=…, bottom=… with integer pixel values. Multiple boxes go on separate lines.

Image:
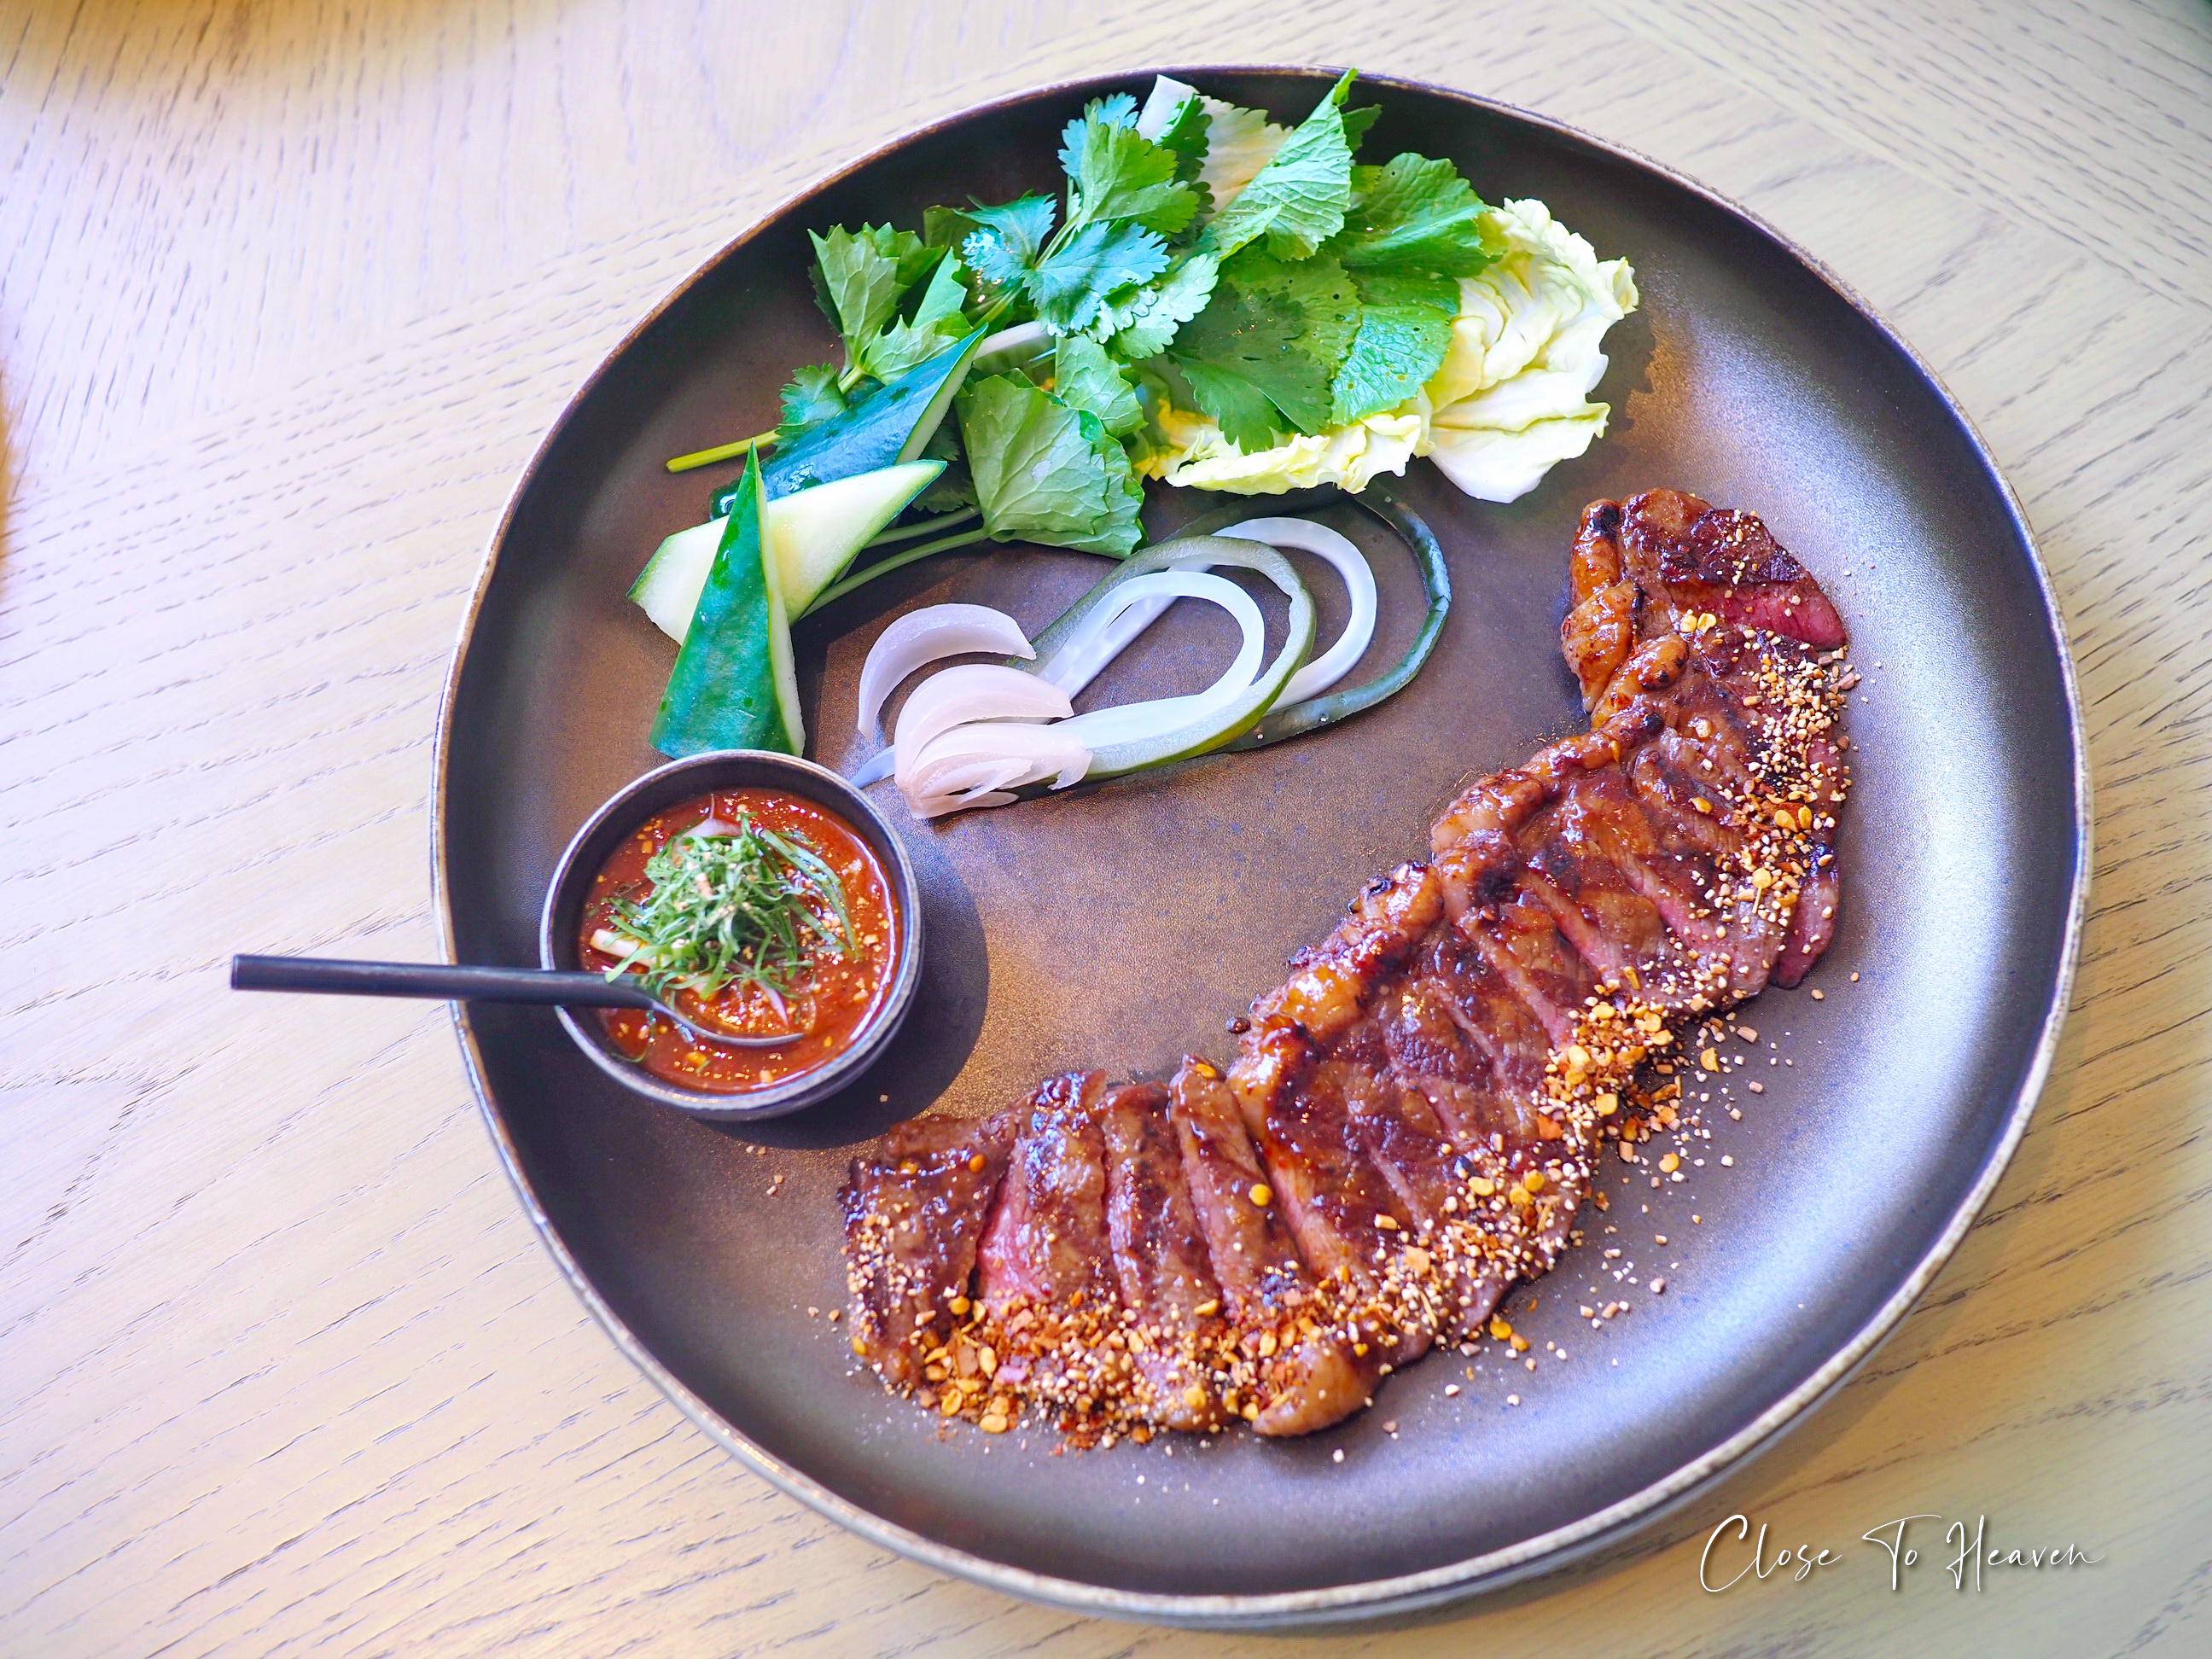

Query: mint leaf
left=1330, top=153, right=1499, bottom=276
left=959, top=375, right=1143, bottom=556
left=1104, top=249, right=1220, bottom=358
left=776, top=364, right=848, bottom=443
left=810, top=225, right=936, bottom=363
left=1026, top=218, right=1170, bottom=332
left=1052, top=335, right=1144, bottom=437
left=1330, top=270, right=1458, bottom=422
left=1058, top=98, right=1202, bottom=236
left=1206, top=71, right=1358, bottom=259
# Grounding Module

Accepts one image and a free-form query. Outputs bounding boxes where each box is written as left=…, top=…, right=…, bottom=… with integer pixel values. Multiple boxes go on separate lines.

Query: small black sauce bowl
left=538, top=749, right=923, bottom=1121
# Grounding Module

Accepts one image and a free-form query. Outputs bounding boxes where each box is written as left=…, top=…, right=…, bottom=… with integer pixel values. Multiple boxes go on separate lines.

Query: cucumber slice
left=649, top=450, right=804, bottom=758
left=710, top=325, right=986, bottom=517
left=631, top=460, right=944, bottom=643
left=630, top=518, right=723, bottom=643
left=769, top=459, right=942, bottom=614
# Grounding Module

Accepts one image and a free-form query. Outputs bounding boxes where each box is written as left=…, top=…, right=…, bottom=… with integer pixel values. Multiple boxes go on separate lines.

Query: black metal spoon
left=230, top=955, right=804, bottom=1048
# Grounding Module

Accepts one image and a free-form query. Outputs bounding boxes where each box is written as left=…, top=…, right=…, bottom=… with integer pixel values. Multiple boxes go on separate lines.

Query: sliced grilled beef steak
left=841, top=1111, right=1019, bottom=1390
left=839, top=490, right=1851, bottom=1441
left=1098, top=1081, right=1230, bottom=1429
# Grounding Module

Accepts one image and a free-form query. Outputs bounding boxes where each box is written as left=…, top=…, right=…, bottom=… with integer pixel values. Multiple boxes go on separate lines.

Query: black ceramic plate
left=434, top=68, right=2086, bottom=1627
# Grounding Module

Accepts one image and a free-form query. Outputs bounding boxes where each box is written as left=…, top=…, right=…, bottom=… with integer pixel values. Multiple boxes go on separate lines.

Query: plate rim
left=428, top=64, right=2092, bottom=1628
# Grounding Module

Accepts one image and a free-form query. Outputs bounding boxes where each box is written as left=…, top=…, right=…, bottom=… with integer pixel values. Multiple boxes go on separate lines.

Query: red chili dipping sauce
left=577, top=788, right=897, bottom=1093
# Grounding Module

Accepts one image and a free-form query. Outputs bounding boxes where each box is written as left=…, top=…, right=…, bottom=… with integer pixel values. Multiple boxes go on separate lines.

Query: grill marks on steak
left=840, top=489, right=1851, bottom=1441
left=1098, top=1081, right=1230, bottom=1430
left=841, top=1112, right=1019, bottom=1390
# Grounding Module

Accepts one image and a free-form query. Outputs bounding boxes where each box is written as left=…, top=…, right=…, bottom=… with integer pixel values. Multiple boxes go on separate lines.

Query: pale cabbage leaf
left=1137, top=196, right=1639, bottom=503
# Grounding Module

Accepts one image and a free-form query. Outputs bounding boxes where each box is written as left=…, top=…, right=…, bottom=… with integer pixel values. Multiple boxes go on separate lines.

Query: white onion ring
left=1214, top=517, right=1377, bottom=704
left=1051, top=571, right=1266, bottom=750
left=855, top=603, right=1034, bottom=736
left=1037, top=520, right=1372, bottom=707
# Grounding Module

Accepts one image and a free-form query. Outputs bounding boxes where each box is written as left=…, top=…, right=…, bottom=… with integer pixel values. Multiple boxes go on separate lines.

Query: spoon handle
left=230, top=955, right=654, bottom=1010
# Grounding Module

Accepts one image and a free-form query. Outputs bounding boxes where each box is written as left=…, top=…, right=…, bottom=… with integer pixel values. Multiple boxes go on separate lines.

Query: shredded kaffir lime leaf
left=606, top=815, right=856, bottom=1002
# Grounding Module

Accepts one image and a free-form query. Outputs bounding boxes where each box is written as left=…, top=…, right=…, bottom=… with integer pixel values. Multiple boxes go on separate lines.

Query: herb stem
left=800, top=524, right=994, bottom=616
left=865, top=506, right=978, bottom=548
left=665, top=427, right=780, bottom=474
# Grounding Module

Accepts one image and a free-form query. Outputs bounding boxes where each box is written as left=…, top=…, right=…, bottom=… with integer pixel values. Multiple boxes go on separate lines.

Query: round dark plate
left=434, top=68, right=2086, bottom=1628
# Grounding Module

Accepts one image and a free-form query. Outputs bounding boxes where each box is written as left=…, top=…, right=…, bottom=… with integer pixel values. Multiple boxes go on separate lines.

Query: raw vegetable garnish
left=601, top=816, right=857, bottom=1005
left=669, top=72, right=1638, bottom=563
left=842, top=486, right=1447, bottom=819
left=638, top=73, right=1634, bottom=789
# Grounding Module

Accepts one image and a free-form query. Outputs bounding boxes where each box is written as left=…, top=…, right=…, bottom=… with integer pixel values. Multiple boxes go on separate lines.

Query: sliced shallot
left=892, top=664, right=1073, bottom=769
left=855, top=603, right=1036, bottom=736
left=899, top=721, right=1091, bottom=819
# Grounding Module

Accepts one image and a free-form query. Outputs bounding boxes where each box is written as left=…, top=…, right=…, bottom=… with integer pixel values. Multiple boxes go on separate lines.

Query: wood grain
left=4, top=1, right=2209, bottom=1653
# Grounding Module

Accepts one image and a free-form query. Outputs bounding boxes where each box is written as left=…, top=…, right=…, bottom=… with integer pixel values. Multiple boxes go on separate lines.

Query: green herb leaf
left=914, top=420, right=976, bottom=510
left=1158, top=287, right=1329, bottom=449
left=1058, top=97, right=1202, bottom=236
left=1184, top=96, right=1290, bottom=212
left=1228, top=246, right=1360, bottom=365
left=810, top=224, right=939, bottom=366
left=1103, top=249, right=1220, bottom=358
left=1156, top=247, right=1358, bottom=446
left=923, top=203, right=981, bottom=250
left=1330, top=269, right=1458, bottom=422
left=1052, top=335, right=1144, bottom=437
left=959, top=375, right=1143, bottom=556
left=960, top=195, right=1059, bottom=292
left=1340, top=102, right=1382, bottom=150
left=1155, top=93, right=1212, bottom=198
left=859, top=252, right=973, bottom=379
left=1205, top=71, right=1359, bottom=259
left=1026, top=218, right=1171, bottom=332
left=1329, top=152, right=1499, bottom=276
left=776, top=364, right=849, bottom=443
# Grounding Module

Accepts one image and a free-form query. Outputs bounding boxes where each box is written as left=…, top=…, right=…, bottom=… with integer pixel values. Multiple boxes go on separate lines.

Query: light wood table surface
left=5, top=2, right=2209, bottom=1654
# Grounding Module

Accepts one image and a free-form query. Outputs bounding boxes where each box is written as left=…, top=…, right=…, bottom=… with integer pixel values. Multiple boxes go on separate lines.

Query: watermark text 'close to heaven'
left=1700, top=1513, right=2103, bottom=1594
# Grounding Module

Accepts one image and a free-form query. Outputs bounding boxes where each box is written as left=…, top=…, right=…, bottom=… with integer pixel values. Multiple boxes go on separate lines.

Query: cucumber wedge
left=631, top=518, right=724, bottom=643
left=650, top=450, right=804, bottom=758
left=632, top=459, right=944, bottom=643
left=769, top=459, right=941, bottom=612
left=710, top=325, right=986, bottom=518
